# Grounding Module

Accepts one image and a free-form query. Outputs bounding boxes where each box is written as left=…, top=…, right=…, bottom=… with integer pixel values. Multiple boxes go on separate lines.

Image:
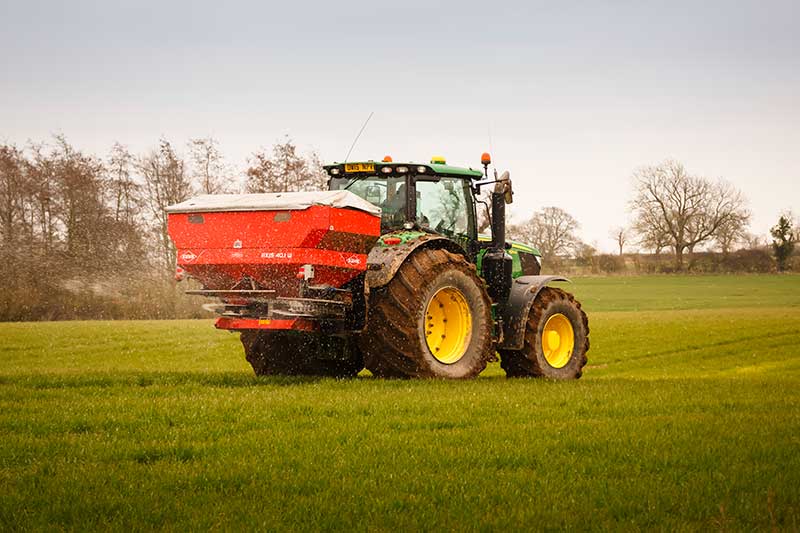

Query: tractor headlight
left=416, top=166, right=426, bottom=174
left=396, top=166, right=409, bottom=174
left=381, top=166, right=393, bottom=174
left=330, top=168, right=341, bottom=175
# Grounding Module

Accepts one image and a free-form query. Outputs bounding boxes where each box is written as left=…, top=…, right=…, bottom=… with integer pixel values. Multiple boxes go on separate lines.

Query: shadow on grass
left=2, top=371, right=788, bottom=393
left=0, top=371, right=537, bottom=390
left=0, top=371, right=337, bottom=389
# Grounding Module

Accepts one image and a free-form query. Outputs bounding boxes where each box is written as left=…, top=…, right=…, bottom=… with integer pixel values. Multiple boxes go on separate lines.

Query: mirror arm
left=471, top=178, right=500, bottom=194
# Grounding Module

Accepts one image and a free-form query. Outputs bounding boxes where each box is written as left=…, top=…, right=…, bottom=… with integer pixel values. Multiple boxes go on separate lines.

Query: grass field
left=1, top=274, right=799, bottom=530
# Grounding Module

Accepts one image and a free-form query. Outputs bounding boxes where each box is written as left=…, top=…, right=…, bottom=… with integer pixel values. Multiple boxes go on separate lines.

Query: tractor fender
left=499, top=275, right=571, bottom=350
left=365, top=235, right=467, bottom=289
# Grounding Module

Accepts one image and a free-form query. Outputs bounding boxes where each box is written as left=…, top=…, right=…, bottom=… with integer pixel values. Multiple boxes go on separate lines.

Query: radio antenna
left=344, top=111, right=374, bottom=163
left=488, top=124, right=498, bottom=179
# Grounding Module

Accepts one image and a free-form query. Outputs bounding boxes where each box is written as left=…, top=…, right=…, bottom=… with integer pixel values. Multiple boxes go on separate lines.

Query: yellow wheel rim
left=424, top=287, right=472, bottom=364
left=542, top=313, right=575, bottom=369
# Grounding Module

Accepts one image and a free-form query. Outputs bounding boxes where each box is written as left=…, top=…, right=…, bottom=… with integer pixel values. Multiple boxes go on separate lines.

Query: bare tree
left=632, top=208, right=670, bottom=256
left=138, top=139, right=193, bottom=271
left=104, top=143, right=148, bottom=267
left=714, top=217, right=748, bottom=255
left=0, top=144, right=27, bottom=247
left=48, top=135, right=107, bottom=262
left=189, top=137, right=230, bottom=194
left=25, top=142, right=59, bottom=252
left=743, top=232, right=765, bottom=250
left=245, top=138, right=327, bottom=193
left=610, top=226, right=628, bottom=255
left=630, top=160, right=749, bottom=269
left=107, top=143, right=140, bottom=224
left=574, top=241, right=597, bottom=267
left=508, top=206, right=580, bottom=262
left=15, top=136, right=138, bottom=277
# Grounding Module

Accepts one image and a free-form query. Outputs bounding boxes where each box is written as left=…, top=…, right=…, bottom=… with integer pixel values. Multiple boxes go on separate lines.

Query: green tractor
left=167, top=153, right=589, bottom=379
left=329, top=154, right=588, bottom=379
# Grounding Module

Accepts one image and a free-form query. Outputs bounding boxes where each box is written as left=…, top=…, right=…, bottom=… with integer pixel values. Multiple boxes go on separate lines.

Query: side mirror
left=494, top=171, right=513, bottom=204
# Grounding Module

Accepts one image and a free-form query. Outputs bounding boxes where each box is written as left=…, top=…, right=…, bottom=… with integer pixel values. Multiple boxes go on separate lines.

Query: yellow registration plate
left=344, top=163, right=375, bottom=173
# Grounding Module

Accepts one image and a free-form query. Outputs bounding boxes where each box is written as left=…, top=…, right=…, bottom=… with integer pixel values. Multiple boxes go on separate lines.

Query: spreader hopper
left=167, top=190, right=381, bottom=331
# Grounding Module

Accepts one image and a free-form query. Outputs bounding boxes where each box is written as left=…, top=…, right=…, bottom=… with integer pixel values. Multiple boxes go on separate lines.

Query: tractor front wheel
left=499, top=287, right=589, bottom=379
left=360, top=248, right=494, bottom=379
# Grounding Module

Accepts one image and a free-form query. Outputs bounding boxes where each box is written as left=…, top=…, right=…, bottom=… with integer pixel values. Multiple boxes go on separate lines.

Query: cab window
left=415, top=178, right=472, bottom=237
left=330, top=175, right=407, bottom=230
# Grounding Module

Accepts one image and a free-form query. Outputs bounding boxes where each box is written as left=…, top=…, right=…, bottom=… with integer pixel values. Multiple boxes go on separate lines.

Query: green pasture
left=1, top=274, right=799, bottom=530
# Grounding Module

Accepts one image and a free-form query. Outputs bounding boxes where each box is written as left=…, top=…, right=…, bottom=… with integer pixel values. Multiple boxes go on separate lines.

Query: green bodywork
left=378, top=230, right=542, bottom=280
left=377, top=230, right=427, bottom=247
left=476, top=235, right=542, bottom=279
left=326, top=160, right=484, bottom=180
left=425, top=162, right=483, bottom=179
left=478, top=235, right=541, bottom=256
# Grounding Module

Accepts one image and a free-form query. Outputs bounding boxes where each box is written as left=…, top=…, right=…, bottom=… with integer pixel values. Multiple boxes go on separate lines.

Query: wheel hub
left=425, top=287, right=472, bottom=364
left=542, top=313, right=574, bottom=369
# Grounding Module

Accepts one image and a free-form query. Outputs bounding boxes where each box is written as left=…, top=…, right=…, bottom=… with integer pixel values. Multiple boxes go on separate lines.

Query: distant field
left=1, top=274, right=799, bottom=530
left=568, top=273, right=800, bottom=312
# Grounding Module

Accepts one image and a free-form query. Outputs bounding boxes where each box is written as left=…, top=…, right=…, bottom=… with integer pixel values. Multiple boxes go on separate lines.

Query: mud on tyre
left=499, top=287, right=589, bottom=379
left=360, top=247, right=494, bottom=379
left=240, top=331, right=363, bottom=377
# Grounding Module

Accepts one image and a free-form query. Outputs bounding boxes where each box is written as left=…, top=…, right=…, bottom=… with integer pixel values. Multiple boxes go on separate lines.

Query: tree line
left=509, top=159, right=795, bottom=273
left=0, top=135, right=325, bottom=321
left=0, top=140, right=795, bottom=321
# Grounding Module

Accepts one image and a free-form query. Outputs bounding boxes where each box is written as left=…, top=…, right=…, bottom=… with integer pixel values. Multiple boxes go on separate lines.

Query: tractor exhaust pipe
left=484, top=171, right=513, bottom=303
left=490, top=176, right=507, bottom=250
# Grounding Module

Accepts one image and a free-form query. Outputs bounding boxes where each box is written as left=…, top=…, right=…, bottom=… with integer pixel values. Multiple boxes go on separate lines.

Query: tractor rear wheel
left=499, top=287, right=589, bottom=379
left=240, top=331, right=363, bottom=377
left=360, top=248, right=493, bottom=379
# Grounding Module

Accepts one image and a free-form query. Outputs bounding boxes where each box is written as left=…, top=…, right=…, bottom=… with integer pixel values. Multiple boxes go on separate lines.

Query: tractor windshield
left=414, top=178, right=472, bottom=237
left=330, top=175, right=474, bottom=236
left=331, top=174, right=475, bottom=238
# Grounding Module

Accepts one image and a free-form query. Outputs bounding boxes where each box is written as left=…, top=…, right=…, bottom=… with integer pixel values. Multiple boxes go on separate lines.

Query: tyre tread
left=361, top=247, right=493, bottom=379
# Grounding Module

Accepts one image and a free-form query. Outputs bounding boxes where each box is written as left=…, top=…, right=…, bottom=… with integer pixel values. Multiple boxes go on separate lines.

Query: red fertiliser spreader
left=167, top=191, right=381, bottom=332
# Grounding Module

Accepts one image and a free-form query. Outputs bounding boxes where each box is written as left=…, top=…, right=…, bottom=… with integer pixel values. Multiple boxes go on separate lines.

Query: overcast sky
left=2, top=0, right=798, bottom=251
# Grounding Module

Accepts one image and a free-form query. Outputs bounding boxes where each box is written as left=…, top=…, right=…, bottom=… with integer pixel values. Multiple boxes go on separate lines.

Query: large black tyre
left=240, top=331, right=363, bottom=377
left=360, top=248, right=494, bottom=379
left=499, top=287, right=589, bottom=379
left=241, top=330, right=295, bottom=375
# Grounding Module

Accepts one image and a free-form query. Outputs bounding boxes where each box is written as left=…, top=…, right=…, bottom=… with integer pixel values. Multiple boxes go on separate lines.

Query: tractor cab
left=325, top=157, right=481, bottom=247
left=325, top=155, right=542, bottom=277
